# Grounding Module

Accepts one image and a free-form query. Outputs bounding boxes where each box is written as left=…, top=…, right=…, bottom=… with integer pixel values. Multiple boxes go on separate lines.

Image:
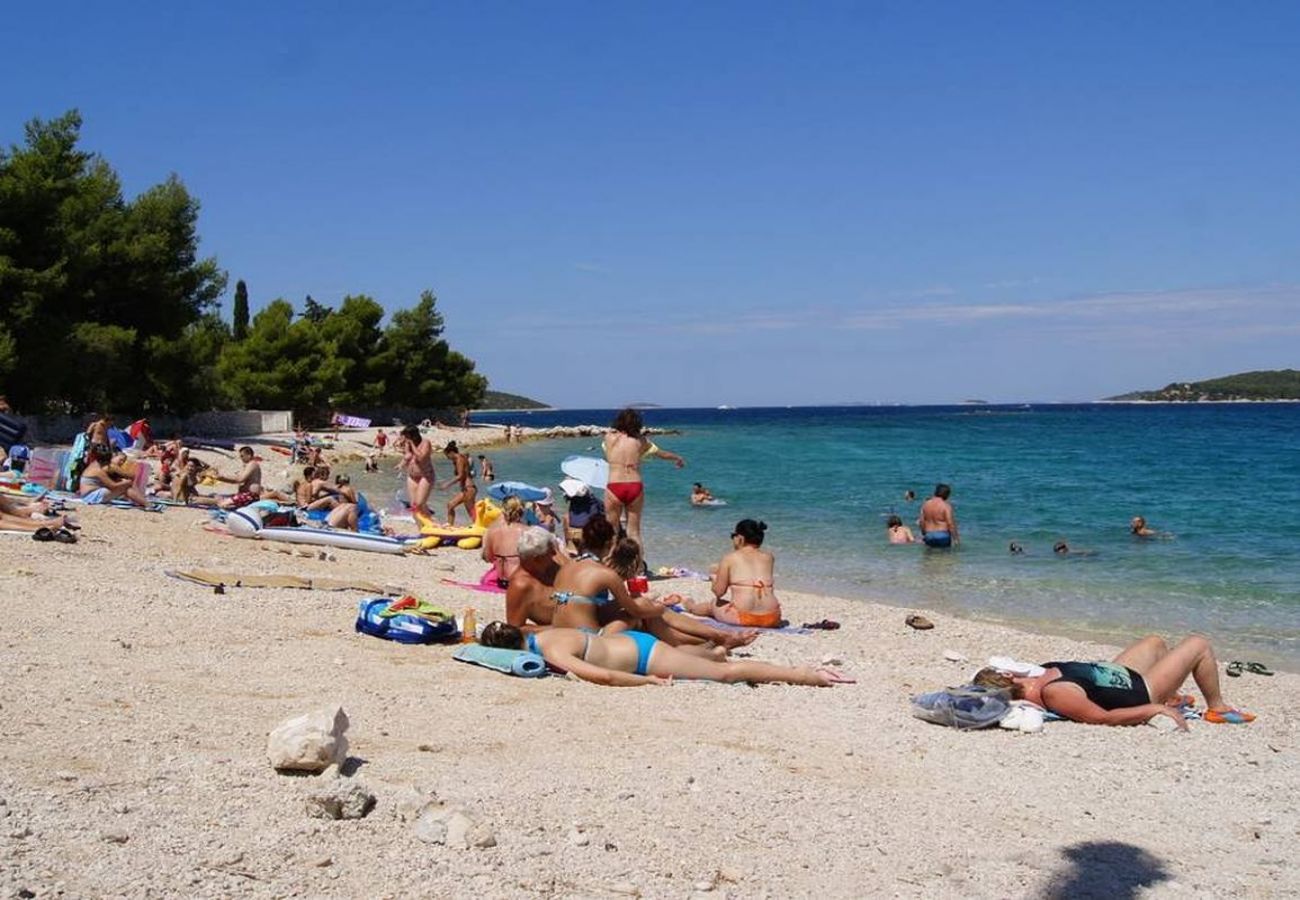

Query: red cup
left=626, top=576, right=649, bottom=596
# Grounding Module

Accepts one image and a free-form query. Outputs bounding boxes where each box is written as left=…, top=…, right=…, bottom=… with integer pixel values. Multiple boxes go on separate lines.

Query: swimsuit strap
left=551, top=590, right=610, bottom=606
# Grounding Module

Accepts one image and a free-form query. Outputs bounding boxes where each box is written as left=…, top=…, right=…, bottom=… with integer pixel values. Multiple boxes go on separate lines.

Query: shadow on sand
left=1043, top=841, right=1169, bottom=900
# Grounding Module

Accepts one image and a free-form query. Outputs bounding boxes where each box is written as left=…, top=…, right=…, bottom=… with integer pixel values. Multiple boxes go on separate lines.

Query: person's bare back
left=604, top=430, right=645, bottom=484
left=918, top=484, right=958, bottom=547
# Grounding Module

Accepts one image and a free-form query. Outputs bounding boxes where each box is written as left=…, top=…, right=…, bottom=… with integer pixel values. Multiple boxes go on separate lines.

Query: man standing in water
left=918, top=483, right=958, bottom=548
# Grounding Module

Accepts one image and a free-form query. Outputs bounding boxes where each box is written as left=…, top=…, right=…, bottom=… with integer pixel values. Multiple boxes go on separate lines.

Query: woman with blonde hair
left=482, top=495, right=527, bottom=588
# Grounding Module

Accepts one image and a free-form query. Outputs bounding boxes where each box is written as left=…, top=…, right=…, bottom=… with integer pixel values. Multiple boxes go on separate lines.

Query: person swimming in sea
left=887, top=515, right=916, bottom=544
left=1130, top=515, right=1172, bottom=539
left=1054, top=540, right=1097, bottom=557
left=690, top=482, right=716, bottom=506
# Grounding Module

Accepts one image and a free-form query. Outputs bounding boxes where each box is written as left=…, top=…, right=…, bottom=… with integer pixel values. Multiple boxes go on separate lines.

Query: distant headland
left=474, top=390, right=550, bottom=411
left=1106, top=369, right=1300, bottom=402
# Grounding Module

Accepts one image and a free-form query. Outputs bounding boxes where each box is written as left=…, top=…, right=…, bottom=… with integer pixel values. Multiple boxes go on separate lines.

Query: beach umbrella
left=486, top=481, right=550, bottom=502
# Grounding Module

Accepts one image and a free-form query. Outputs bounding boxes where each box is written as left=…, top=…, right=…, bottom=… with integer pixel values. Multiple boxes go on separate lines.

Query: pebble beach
left=2, top=486, right=1297, bottom=898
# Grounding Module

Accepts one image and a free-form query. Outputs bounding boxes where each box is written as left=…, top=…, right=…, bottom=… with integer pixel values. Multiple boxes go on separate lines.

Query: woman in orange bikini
left=685, top=519, right=783, bottom=628
left=602, top=408, right=684, bottom=562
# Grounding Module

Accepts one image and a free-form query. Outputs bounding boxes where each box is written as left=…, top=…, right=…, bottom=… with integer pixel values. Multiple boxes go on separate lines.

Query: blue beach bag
left=355, top=598, right=460, bottom=644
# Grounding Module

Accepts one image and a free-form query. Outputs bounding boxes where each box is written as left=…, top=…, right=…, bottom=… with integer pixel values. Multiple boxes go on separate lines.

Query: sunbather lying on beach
left=974, top=634, right=1255, bottom=729
left=681, top=519, right=783, bottom=628
left=0, top=494, right=75, bottom=531
left=480, top=622, right=852, bottom=688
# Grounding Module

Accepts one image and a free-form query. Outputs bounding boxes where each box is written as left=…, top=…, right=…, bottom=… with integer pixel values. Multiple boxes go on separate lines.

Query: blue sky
left=5, top=2, right=1299, bottom=406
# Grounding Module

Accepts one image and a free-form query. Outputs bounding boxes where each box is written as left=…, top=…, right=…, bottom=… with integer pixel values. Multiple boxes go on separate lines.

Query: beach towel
left=453, top=643, right=547, bottom=678
left=165, top=569, right=405, bottom=594
left=668, top=604, right=812, bottom=635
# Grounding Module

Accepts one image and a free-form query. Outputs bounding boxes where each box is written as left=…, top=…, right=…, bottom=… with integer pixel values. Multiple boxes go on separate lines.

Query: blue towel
left=453, top=643, right=548, bottom=677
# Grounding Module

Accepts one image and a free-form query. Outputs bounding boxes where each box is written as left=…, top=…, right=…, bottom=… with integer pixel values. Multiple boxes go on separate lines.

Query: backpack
left=354, top=598, right=460, bottom=644
left=911, top=684, right=1010, bottom=730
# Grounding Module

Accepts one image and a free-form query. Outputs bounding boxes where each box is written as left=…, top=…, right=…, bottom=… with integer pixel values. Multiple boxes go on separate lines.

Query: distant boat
left=961, top=399, right=990, bottom=405
left=717, top=405, right=732, bottom=410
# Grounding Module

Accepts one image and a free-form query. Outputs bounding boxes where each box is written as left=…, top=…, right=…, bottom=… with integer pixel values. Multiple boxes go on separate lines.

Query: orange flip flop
left=1205, top=707, right=1256, bottom=724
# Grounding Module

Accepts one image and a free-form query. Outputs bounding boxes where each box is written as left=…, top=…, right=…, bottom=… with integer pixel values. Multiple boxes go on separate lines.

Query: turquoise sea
left=370, top=405, right=1300, bottom=669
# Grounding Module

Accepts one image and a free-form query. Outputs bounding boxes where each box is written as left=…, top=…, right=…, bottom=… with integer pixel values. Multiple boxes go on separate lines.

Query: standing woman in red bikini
left=603, top=408, right=684, bottom=562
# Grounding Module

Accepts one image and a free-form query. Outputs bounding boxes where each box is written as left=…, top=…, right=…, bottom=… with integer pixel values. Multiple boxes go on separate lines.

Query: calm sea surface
left=364, top=405, right=1300, bottom=668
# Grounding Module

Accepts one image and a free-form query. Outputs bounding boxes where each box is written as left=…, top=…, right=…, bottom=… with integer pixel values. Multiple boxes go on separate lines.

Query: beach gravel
left=0, top=501, right=1296, bottom=897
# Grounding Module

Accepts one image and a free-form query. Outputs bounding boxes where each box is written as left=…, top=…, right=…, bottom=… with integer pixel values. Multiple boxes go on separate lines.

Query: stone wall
left=23, top=410, right=293, bottom=444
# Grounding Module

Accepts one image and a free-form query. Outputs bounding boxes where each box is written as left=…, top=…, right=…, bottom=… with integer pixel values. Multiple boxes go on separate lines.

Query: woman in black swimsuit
left=975, top=634, right=1255, bottom=729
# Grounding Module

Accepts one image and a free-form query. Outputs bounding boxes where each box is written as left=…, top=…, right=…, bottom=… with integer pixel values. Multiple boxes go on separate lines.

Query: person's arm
left=608, top=575, right=669, bottom=619
left=215, top=466, right=245, bottom=485
left=948, top=507, right=959, bottom=544
left=504, top=578, right=533, bottom=628
left=480, top=526, right=496, bottom=563
left=1042, top=685, right=1185, bottom=730
left=711, top=555, right=732, bottom=600
left=647, top=440, right=685, bottom=468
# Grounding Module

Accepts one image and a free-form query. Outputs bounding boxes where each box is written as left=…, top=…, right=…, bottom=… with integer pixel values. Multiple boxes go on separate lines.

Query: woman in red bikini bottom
left=602, top=408, right=684, bottom=563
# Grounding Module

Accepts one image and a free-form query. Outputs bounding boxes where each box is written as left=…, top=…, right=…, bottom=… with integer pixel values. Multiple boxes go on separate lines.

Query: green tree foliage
left=0, top=110, right=226, bottom=413
left=321, top=295, right=388, bottom=407
left=232, top=279, right=249, bottom=341
left=374, top=290, right=487, bottom=410
left=145, top=314, right=234, bottom=416
left=302, top=294, right=330, bottom=323
left=1108, top=369, right=1300, bottom=401
left=214, top=292, right=487, bottom=417
left=217, top=300, right=346, bottom=412
left=0, top=111, right=489, bottom=418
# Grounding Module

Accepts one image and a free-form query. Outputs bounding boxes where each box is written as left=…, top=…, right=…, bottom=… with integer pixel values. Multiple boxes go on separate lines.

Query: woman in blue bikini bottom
left=481, top=622, right=853, bottom=688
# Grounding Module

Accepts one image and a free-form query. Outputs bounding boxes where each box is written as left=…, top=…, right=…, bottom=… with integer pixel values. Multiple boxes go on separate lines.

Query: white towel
left=988, top=655, right=1045, bottom=678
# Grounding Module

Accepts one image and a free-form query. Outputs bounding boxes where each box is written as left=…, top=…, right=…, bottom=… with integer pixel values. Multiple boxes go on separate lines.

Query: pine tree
left=232, top=280, right=249, bottom=340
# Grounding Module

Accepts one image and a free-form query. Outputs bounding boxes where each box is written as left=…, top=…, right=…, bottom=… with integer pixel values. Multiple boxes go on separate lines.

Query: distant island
left=475, top=390, right=549, bottom=410
left=1107, top=369, right=1300, bottom=402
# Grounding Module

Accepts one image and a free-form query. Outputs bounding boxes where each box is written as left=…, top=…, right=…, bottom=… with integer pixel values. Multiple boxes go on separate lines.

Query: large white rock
left=267, top=706, right=349, bottom=773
